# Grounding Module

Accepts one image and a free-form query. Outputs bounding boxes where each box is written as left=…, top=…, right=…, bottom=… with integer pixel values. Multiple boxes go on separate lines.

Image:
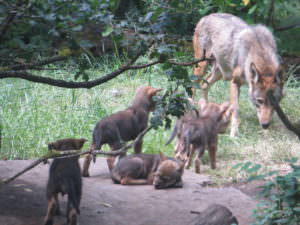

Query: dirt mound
left=0, top=159, right=258, bottom=225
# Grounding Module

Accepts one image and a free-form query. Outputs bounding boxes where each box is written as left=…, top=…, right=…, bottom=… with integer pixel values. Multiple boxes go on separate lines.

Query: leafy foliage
left=235, top=158, right=300, bottom=225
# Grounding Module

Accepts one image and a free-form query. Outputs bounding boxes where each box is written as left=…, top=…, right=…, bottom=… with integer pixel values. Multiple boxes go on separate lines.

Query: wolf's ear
left=250, top=63, right=260, bottom=83
left=275, top=67, right=284, bottom=85
left=159, top=151, right=167, bottom=161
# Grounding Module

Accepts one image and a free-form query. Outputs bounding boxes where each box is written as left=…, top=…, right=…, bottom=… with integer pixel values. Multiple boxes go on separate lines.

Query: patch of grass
left=1, top=56, right=300, bottom=184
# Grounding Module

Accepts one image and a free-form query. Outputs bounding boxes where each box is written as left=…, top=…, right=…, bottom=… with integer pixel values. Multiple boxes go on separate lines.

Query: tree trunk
left=189, top=204, right=238, bottom=225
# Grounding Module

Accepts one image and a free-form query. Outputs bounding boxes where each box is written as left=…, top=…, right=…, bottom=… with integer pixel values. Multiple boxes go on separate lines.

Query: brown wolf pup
left=193, top=13, right=284, bottom=137
left=44, top=138, right=86, bottom=225
left=110, top=152, right=184, bottom=189
left=167, top=99, right=232, bottom=159
left=82, top=86, right=161, bottom=177
left=175, top=101, right=233, bottom=173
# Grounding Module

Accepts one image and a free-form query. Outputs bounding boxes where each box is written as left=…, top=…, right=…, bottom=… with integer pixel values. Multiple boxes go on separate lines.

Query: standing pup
left=193, top=13, right=284, bottom=137
left=167, top=99, right=232, bottom=160
left=82, top=86, right=161, bottom=177
left=175, top=101, right=233, bottom=173
left=44, top=138, right=86, bottom=225
left=110, top=152, right=184, bottom=189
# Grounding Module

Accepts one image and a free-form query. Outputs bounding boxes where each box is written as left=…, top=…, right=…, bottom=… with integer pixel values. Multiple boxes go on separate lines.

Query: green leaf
left=248, top=5, right=257, bottom=15
left=102, top=26, right=114, bottom=37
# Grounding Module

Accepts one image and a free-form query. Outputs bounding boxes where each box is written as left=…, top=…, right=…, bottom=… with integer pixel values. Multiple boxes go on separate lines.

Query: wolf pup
left=193, top=13, right=284, bottom=137
left=82, top=86, right=161, bottom=177
left=110, top=152, right=184, bottom=189
left=44, top=138, right=86, bottom=225
left=167, top=99, right=232, bottom=160
left=175, top=101, right=233, bottom=173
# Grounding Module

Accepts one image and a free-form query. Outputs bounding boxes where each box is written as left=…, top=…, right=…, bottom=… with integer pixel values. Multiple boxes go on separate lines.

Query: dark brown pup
left=44, top=138, right=86, bottom=225
left=175, top=100, right=233, bottom=173
left=110, top=152, right=184, bottom=189
left=82, top=86, right=161, bottom=177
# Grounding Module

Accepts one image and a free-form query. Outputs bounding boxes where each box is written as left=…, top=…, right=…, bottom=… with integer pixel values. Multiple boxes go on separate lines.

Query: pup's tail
left=64, top=178, right=81, bottom=214
left=165, top=123, right=178, bottom=145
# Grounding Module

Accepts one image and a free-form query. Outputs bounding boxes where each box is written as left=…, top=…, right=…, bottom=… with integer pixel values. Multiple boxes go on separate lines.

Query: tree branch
left=267, top=89, right=300, bottom=140
left=9, top=56, right=68, bottom=71
left=0, top=126, right=153, bottom=185
left=274, top=23, right=300, bottom=32
left=0, top=54, right=211, bottom=88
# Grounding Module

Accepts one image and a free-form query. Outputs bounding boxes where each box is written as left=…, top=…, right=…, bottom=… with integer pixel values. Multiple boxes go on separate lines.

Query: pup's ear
left=75, top=138, right=87, bottom=150
left=148, top=87, right=162, bottom=96
left=159, top=151, right=167, bottom=161
left=220, top=101, right=231, bottom=112
left=198, top=98, right=207, bottom=111
left=48, top=142, right=56, bottom=151
left=178, top=161, right=185, bottom=174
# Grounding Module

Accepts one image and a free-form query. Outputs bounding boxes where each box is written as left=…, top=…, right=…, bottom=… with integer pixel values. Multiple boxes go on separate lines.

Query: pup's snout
left=261, top=123, right=270, bottom=129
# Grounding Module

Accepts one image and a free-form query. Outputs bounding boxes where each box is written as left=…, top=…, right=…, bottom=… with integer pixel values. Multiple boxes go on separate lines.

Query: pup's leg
left=67, top=202, right=77, bottom=225
left=54, top=194, right=60, bottom=215
left=194, top=145, right=205, bottom=174
left=208, top=139, right=218, bottom=169
left=82, top=153, right=92, bottom=177
left=120, top=176, right=149, bottom=185
left=44, top=195, right=58, bottom=225
left=133, top=139, right=143, bottom=154
left=185, top=144, right=195, bottom=169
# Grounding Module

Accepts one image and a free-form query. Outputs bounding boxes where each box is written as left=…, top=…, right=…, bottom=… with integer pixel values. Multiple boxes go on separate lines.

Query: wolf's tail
left=165, top=123, right=178, bottom=145
left=64, top=178, right=81, bottom=214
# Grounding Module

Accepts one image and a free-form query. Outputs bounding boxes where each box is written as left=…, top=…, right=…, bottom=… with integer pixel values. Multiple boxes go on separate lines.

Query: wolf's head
left=248, top=62, right=284, bottom=129
left=153, top=152, right=184, bottom=189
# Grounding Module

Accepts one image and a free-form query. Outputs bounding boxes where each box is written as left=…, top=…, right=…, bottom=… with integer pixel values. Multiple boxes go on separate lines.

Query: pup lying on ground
left=44, top=138, right=86, bottom=225
left=171, top=100, right=233, bottom=173
left=110, top=152, right=184, bottom=189
left=82, top=86, right=161, bottom=177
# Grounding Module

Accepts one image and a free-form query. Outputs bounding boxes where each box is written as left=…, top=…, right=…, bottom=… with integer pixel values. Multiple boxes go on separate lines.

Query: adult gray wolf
left=82, top=86, right=161, bottom=177
left=44, top=138, right=86, bottom=225
left=193, top=13, right=284, bottom=137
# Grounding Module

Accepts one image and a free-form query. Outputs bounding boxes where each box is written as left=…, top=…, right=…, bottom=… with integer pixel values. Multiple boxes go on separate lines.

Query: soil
left=0, top=158, right=260, bottom=225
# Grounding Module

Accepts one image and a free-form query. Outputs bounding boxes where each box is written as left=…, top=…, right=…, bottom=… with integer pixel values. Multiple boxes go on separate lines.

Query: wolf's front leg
left=230, top=79, right=241, bottom=137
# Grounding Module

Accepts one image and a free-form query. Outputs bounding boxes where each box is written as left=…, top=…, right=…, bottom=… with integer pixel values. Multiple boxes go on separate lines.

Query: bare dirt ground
left=0, top=158, right=259, bottom=225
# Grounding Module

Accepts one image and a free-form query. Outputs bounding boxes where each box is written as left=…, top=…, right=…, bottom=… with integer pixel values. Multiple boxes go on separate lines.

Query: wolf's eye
left=256, top=98, right=264, bottom=105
